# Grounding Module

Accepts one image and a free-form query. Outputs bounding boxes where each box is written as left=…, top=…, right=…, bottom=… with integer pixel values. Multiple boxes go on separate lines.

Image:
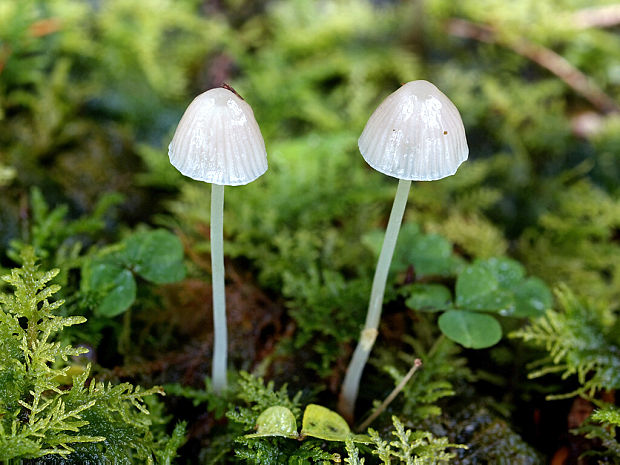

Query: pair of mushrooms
left=168, top=80, right=468, bottom=419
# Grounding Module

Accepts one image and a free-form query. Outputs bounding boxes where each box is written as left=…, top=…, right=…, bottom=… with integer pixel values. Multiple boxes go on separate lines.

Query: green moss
left=0, top=248, right=185, bottom=462
left=512, top=286, right=620, bottom=399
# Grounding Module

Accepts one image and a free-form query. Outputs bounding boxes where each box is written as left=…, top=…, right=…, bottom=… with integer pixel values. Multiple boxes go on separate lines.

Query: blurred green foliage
left=1, top=0, right=619, bottom=462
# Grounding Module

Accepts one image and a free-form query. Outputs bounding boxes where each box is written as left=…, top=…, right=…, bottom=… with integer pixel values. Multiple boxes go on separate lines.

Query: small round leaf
left=123, top=229, right=186, bottom=284
left=84, top=262, right=136, bottom=317
left=405, top=284, right=453, bottom=312
left=363, top=224, right=463, bottom=278
left=512, top=277, right=553, bottom=317
left=407, top=233, right=459, bottom=277
left=438, top=310, right=502, bottom=349
left=478, top=257, right=525, bottom=288
left=456, top=264, right=513, bottom=312
left=245, top=406, right=298, bottom=439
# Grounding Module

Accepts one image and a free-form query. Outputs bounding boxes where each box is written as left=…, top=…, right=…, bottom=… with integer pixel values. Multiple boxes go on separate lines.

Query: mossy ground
left=1, top=0, right=619, bottom=463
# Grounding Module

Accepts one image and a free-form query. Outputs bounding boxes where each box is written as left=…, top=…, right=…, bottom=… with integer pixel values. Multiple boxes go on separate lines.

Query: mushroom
left=338, top=80, right=468, bottom=420
left=168, top=85, right=268, bottom=393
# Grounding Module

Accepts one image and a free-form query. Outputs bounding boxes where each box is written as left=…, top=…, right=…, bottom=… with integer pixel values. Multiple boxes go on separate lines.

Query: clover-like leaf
left=82, top=261, right=136, bottom=317
left=363, top=224, right=462, bottom=278
left=405, top=284, right=452, bottom=312
left=477, top=257, right=525, bottom=288
left=406, top=233, right=462, bottom=277
left=455, top=258, right=551, bottom=319
left=455, top=263, right=513, bottom=313
left=438, top=310, right=502, bottom=349
left=511, top=277, right=553, bottom=317
left=122, top=229, right=185, bottom=284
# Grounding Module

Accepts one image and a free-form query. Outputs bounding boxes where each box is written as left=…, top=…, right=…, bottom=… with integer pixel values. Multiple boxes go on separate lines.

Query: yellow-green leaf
left=301, top=404, right=370, bottom=443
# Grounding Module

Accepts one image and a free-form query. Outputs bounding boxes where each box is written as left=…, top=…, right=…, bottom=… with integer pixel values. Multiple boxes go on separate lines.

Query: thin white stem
left=211, top=183, right=227, bottom=393
left=338, top=179, right=411, bottom=421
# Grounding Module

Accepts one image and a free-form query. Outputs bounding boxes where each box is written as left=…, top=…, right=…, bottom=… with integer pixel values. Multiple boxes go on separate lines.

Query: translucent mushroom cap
left=168, top=87, right=268, bottom=186
left=358, top=80, right=468, bottom=181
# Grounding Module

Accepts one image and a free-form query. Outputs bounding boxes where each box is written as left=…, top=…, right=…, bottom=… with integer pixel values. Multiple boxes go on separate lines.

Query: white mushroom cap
left=358, top=80, right=468, bottom=181
left=168, top=87, right=268, bottom=186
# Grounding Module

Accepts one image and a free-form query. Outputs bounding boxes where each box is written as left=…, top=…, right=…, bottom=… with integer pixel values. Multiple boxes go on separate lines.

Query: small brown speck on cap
left=220, top=83, right=245, bottom=101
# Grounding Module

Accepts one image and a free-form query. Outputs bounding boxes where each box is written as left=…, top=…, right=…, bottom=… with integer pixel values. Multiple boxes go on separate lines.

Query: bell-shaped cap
left=358, top=80, right=468, bottom=181
left=168, top=87, right=268, bottom=186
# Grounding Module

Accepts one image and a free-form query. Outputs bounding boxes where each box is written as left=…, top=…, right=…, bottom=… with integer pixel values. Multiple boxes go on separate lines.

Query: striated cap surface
left=358, top=80, right=468, bottom=181
left=168, top=87, right=268, bottom=186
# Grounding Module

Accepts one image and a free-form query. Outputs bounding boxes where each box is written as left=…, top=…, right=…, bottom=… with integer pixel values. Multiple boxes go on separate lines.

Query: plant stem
left=357, top=358, right=422, bottom=432
left=211, top=183, right=227, bottom=393
left=338, top=179, right=412, bottom=422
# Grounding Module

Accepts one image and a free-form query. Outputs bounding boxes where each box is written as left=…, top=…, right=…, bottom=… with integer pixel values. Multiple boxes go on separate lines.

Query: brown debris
left=446, top=18, right=620, bottom=114
left=107, top=265, right=287, bottom=387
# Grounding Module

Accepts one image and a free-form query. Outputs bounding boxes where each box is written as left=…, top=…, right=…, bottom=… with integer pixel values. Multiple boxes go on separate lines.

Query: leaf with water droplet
left=477, top=257, right=525, bottom=288
left=512, top=277, right=552, bottom=317
left=455, top=264, right=514, bottom=313
left=456, top=258, right=551, bottom=318
left=245, top=406, right=298, bottom=439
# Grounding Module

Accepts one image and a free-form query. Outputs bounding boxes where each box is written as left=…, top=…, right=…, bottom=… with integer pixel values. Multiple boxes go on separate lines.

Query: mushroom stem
left=211, top=183, right=227, bottom=393
left=338, top=178, right=411, bottom=421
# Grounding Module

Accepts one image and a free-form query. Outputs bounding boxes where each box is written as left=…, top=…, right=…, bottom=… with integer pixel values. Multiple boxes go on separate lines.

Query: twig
left=356, top=358, right=423, bottom=432
left=28, top=18, right=61, bottom=38
left=0, top=45, right=10, bottom=75
left=573, top=4, right=620, bottom=29
left=447, top=18, right=620, bottom=114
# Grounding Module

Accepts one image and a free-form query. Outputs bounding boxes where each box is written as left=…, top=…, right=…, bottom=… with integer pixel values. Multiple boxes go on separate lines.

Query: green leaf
left=407, top=233, right=462, bottom=277
left=455, top=263, right=514, bottom=313
left=455, top=258, right=551, bottom=318
left=398, top=224, right=463, bottom=277
left=438, top=310, right=502, bottom=349
left=477, top=257, right=525, bottom=288
left=511, top=277, right=553, bottom=317
left=83, top=261, right=136, bottom=317
left=363, top=223, right=462, bottom=278
left=122, top=229, right=186, bottom=284
left=405, top=284, right=452, bottom=312
left=301, top=404, right=370, bottom=443
left=245, top=406, right=298, bottom=439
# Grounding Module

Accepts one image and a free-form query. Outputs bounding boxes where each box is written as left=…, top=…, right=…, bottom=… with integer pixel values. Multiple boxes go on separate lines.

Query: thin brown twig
left=28, top=18, right=61, bottom=38
left=446, top=18, right=620, bottom=114
left=356, top=358, right=423, bottom=432
left=0, top=45, right=10, bottom=75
